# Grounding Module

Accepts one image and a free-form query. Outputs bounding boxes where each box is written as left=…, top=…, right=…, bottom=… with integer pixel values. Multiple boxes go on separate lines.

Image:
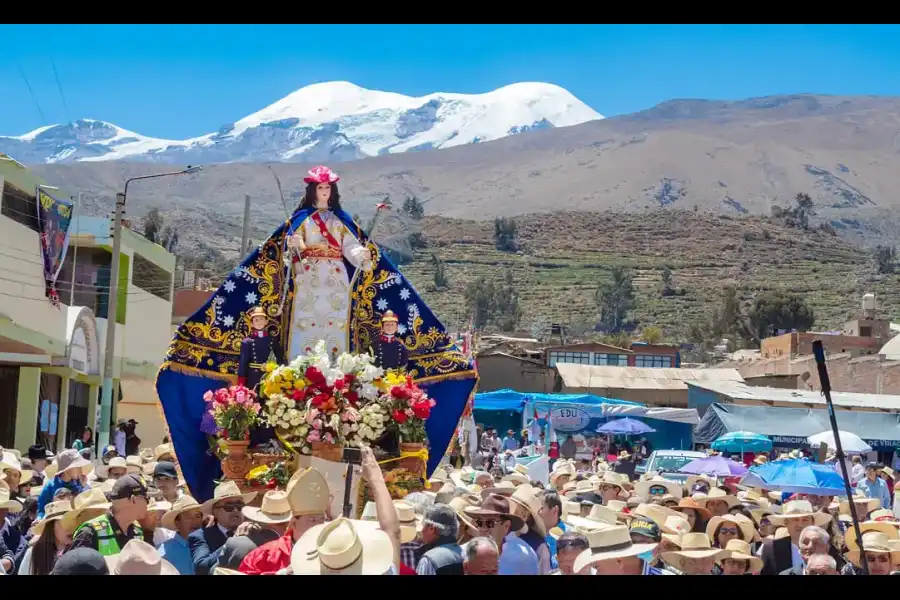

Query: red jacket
left=239, top=531, right=293, bottom=575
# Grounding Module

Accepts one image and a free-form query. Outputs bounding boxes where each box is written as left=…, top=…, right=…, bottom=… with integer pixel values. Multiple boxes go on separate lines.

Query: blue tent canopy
left=474, top=389, right=643, bottom=412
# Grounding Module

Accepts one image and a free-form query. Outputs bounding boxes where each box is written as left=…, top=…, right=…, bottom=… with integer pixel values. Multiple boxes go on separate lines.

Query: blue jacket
left=188, top=525, right=228, bottom=576
left=1, top=517, right=27, bottom=575
left=36, top=476, right=84, bottom=519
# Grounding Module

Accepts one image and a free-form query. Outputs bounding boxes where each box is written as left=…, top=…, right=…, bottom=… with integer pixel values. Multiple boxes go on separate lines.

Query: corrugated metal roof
left=687, top=380, right=900, bottom=412
left=556, top=364, right=744, bottom=390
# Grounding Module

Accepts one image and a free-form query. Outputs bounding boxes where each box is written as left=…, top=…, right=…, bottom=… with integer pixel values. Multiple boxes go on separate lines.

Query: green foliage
left=748, top=291, right=815, bottom=340
left=875, top=245, right=896, bottom=274
left=595, top=266, right=636, bottom=332
left=432, top=254, right=448, bottom=289
left=660, top=266, right=675, bottom=297
left=493, top=217, right=518, bottom=252
left=771, top=192, right=815, bottom=230
left=142, top=207, right=179, bottom=252
left=641, top=326, right=664, bottom=344
left=401, top=196, right=425, bottom=221
left=464, top=270, right=522, bottom=331
left=600, top=332, right=633, bottom=349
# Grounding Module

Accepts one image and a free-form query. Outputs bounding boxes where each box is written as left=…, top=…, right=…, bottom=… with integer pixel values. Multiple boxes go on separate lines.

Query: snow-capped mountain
left=0, top=81, right=603, bottom=164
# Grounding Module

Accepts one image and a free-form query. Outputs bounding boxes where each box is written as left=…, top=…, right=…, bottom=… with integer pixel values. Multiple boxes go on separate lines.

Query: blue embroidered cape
left=156, top=206, right=477, bottom=501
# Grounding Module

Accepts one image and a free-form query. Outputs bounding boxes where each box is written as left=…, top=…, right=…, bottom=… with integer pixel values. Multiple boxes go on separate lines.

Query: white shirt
left=17, top=546, right=34, bottom=575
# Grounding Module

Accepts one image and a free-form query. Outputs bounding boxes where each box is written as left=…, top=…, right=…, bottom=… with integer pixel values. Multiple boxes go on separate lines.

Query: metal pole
left=69, top=193, right=80, bottom=304
left=812, top=340, right=868, bottom=575
left=240, top=194, right=251, bottom=255
left=97, top=192, right=125, bottom=451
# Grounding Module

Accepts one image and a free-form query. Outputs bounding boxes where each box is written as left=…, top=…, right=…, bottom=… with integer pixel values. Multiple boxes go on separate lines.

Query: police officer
left=69, top=474, right=149, bottom=557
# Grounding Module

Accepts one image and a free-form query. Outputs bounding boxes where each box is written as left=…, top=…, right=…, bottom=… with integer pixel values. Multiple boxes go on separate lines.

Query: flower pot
left=221, top=440, right=252, bottom=481
left=311, top=441, right=343, bottom=462
left=398, top=442, right=426, bottom=475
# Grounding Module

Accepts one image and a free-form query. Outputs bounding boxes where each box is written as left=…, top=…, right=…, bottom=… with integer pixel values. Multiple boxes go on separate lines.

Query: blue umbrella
left=596, top=418, right=656, bottom=435
left=740, top=458, right=846, bottom=496
left=711, top=431, right=773, bottom=453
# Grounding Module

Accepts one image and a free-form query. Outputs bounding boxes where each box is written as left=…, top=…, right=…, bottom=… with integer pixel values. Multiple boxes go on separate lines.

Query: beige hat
left=844, top=518, right=900, bottom=550
left=564, top=503, right=619, bottom=531
left=635, top=478, right=684, bottom=500
left=155, top=444, right=175, bottom=461
left=572, top=525, right=657, bottom=572
left=501, top=471, right=530, bottom=486
left=147, top=499, right=172, bottom=514
left=213, top=567, right=247, bottom=575
left=394, top=500, right=420, bottom=543
left=0, top=488, right=23, bottom=513
left=604, top=500, right=631, bottom=519
left=661, top=532, right=725, bottom=572
left=563, top=480, right=597, bottom=498
left=62, top=488, right=113, bottom=532
left=290, top=517, right=394, bottom=575
left=92, top=479, right=115, bottom=493
left=706, top=514, right=756, bottom=543
left=142, top=462, right=159, bottom=478
left=286, top=467, right=330, bottom=516
left=550, top=462, right=576, bottom=486
left=105, top=539, right=179, bottom=575
left=480, top=480, right=516, bottom=499
left=201, top=480, right=257, bottom=514
left=660, top=515, right=692, bottom=545
left=98, top=456, right=128, bottom=479
left=160, top=495, right=203, bottom=530
left=508, top=484, right=547, bottom=537
left=243, top=490, right=292, bottom=525
left=633, top=503, right=681, bottom=531
left=448, top=496, right=478, bottom=533
left=139, top=448, right=155, bottom=463
left=768, top=500, right=832, bottom=528
left=845, top=531, right=900, bottom=568
left=30, top=500, right=73, bottom=536
left=838, top=495, right=881, bottom=517
left=692, top=488, right=739, bottom=509
left=717, top=539, right=763, bottom=573
left=1, top=451, right=34, bottom=483
left=125, top=456, right=144, bottom=474
left=686, top=474, right=717, bottom=492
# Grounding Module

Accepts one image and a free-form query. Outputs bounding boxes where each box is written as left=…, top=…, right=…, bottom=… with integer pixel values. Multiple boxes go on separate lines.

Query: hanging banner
left=35, top=186, right=74, bottom=306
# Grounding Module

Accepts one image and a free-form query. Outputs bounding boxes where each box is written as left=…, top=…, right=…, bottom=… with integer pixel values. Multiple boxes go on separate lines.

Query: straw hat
left=155, top=444, right=175, bottom=461
left=660, top=515, right=692, bottom=545
left=844, top=518, right=900, bottom=550
left=448, top=496, right=478, bottom=533
left=290, top=517, right=394, bottom=575
left=635, top=477, right=683, bottom=500
left=692, top=488, right=739, bottom=509
left=200, top=480, right=257, bottom=514
left=479, top=480, right=516, bottom=499
left=97, top=456, right=128, bottom=479
left=139, top=448, right=155, bottom=463
left=508, top=484, right=547, bottom=537
left=686, top=474, right=717, bottom=492
left=464, top=494, right=526, bottom=532
left=1, top=451, right=34, bottom=482
left=213, top=567, right=247, bottom=575
left=92, top=479, right=116, bottom=493
left=838, top=494, right=881, bottom=517
left=160, top=495, right=203, bottom=530
left=604, top=500, right=631, bottom=520
left=501, top=470, right=530, bottom=486
left=243, top=490, right=292, bottom=525
left=563, top=503, right=619, bottom=531
left=30, top=500, right=73, bottom=536
left=717, top=539, right=763, bottom=573
left=572, top=525, right=657, bottom=573
left=706, top=514, right=756, bottom=543
left=62, top=488, right=113, bottom=532
left=125, top=456, right=143, bottom=474
left=634, top=504, right=683, bottom=533
left=768, top=500, right=831, bottom=528
left=660, top=533, right=725, bottom=572
left=881, top=466, right=895, bottom=479
left=286, top=467, right=330, bottom=516
left=845, top=531, right=900, bottom=568
left=104, top=539, right=179, bottom=575
left=867, top=508, right=899, bottom=523
left=394, top=500, right=420, bottom=543
left=0, top=488, right=23, bottom=513
left=563, top=480, right=597, bottom=498
left=550, top=462, right=576, bottom=487
left=147, top=499, right=172, bottom=514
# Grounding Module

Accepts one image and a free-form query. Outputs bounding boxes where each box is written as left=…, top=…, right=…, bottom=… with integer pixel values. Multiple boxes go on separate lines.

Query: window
left=593, top=353, right=628, bottom=366
left=634, top=355, right=672, bottom=368
left=548, top=351, right=591, bottom=366
left=860, top=326, right=872, bottom=337
left=132, top=253, right=172, bottom=301
left=1, top=182, right=40, bottom=232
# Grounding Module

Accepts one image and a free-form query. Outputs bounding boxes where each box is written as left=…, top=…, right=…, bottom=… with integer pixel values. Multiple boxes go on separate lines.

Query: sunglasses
left=217, top=502, right=244, bottom=513
left=599, top=485, right=618, bottom=492
left=718, top=526, right=740, bottom=536
left=557, top=539, right=589, bottom=551
left=474, top=519, right=501, bottom=529
left=648, top=485, right=668, bottom=495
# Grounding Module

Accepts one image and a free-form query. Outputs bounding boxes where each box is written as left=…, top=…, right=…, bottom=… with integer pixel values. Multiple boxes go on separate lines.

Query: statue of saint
left=370, top=310, right=409, bottom=371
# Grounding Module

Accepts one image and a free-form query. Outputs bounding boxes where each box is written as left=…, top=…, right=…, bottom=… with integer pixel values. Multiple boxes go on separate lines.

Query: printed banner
left=35, top=186, right=74, bottom=304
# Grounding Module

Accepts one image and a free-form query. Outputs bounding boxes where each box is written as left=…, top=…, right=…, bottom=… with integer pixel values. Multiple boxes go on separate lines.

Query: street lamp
left=96, top=165, right=202, bottom=450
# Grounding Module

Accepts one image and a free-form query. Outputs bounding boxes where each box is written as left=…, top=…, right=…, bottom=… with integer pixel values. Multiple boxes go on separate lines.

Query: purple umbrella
left=596, top=417, right=656, bottom=435
left=678, top=455, right=748, bottom=477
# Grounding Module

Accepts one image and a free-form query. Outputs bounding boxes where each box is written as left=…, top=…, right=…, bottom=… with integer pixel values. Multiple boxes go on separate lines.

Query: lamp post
left=96, top=165, right=202, bottom=451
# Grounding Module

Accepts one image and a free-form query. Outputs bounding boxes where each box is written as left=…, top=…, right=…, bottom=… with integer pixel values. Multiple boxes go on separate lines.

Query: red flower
left=412, top=400, right=431, bottom=420
left=344, top=391, right=359, bottom=405
left=391, top=385, right=410, bottom=400
left=311, top=393, right=330, bottom=408
left=344, top=374, right=355, bottom=386
left=266, top=478, right=277, bottom=489
left=292, top=389, right=304, bottom=401
left=392, top=410, right=408, bottom=424
left=305, top=366, right=325, bottom=385
left=333, top=378, right=346, bottom=390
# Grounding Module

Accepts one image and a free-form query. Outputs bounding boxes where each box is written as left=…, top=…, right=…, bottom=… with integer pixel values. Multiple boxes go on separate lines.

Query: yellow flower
left=293, top=379, right=306, bottom=390
left=265, top=362, right=277, bottom=373
left=247, top=465, right=269, bottom=480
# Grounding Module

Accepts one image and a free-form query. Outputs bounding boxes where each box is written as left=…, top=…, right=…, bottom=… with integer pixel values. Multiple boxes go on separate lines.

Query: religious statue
left=237, top=306, right=285, bottom=392
left=370, top=310, right=409, bottom=371
left=282, top=165, right=374, bottom=361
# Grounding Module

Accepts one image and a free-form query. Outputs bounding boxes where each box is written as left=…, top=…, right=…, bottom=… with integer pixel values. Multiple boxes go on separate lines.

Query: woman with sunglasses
left=553, top=531, right=592, bottom=575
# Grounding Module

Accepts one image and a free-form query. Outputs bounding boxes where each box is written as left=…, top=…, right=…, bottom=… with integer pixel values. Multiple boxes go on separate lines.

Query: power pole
left=69, top=192, right=80, bottom=303
left=240, top=194, right=251, bottom=255
left=97, top=192, right=125, bottom=450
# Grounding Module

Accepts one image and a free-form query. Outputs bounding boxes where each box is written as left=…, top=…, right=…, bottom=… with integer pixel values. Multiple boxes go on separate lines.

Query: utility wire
left=49, top=53, right=71, bottom=123
left=16, top=61, right=48, bottom=125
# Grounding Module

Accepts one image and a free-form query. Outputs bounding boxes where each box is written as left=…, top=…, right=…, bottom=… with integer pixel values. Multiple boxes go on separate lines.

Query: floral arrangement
left=358, top=468, right=424, bottom=508
left=246, top=461, right=290, bottom=489
left=201, top=385, right=262, bottom=441
left=378, top=372, right=436, bottom=444
left=261, top=340, right=385, bottom=454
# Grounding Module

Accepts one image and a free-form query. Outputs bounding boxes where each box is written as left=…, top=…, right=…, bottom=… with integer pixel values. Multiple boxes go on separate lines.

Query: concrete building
left=0, top=157, right=175, bottom=452
left=544, top=341, right=681, bottom=369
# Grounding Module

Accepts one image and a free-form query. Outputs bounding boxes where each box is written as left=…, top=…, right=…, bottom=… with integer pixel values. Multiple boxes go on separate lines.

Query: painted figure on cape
left=237, top=306, right=283, bottom=446
left=370, top=310, right=409, bottom=371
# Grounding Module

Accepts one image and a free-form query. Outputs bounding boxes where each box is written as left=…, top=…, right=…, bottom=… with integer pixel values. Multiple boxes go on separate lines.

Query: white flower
left=360, top=383, right=380, bottom=400
left=359, top=364, right=384, bottom=383
left=301, top=447, right=311, bottom=454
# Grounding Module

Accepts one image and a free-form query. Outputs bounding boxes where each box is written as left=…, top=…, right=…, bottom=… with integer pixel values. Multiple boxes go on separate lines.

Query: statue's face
left=383, top=320, right=398, bottom=335
left=251, top=315, right=267, bottom=331
left=316, top=183, right=331, bottom=207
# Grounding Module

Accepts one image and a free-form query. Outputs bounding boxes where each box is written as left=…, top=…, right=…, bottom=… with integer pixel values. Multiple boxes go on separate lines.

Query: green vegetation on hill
left=400, top=210, right=900, bottom=341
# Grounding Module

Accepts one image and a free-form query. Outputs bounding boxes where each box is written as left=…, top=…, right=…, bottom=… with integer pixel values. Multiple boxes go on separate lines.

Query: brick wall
left=730, top=354, right=900, bottom=394
left=760, top=332, right=881, bottom=359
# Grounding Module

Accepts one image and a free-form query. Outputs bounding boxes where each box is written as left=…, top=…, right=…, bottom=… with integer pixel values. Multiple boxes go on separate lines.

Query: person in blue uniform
left=370, top=310, right=409, bottom=371
left=237, top=306, right=284, bottom=447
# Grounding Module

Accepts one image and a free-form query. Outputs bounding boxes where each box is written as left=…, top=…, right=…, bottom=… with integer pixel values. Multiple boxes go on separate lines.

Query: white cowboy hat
left=838, top=495, right=881, bottom=517
left=242, top=490, right=292, bottom=525
left=290, top=517, right=394, bottom=575
left=660, top=532, right=725, bottom=572
left=660, top=515, right=692, bottom=545
left=154, top=444, right=175, bottom=461
left=104, top=539, right=179, bottom=575
left=61, top=488, right=113, bottom=532
left=479, top=480, right=516, bottom=499
left=844, top=518, right=900, bottom=550
left=125, top=456, right=144, bottom=474
left=201, top=480, right=257, bottom=514
left=0, top=451, right=34, bottom=483
left=768, top=500, right=832, bottom=528
left=501, top=471, right=530, bottom=486
left=845, top=532, right=900, bottom=568
left=30, top=500, right=72, bottom=536
left=508, top=484, right=548, bottom=537
left=96, top=456, right=128, bottom=480
left=563, top=503, right=619, bottom=532
left=706, top=514, right=756, bottom=544
left=633, top=503, right=682, bottom=531
left=563, top=480, right=597, bottom=498
left=634, top=477, right=684, bottom=500
left=686, top=474, right=718, bottom=491
left=573, top=525, right=657, bottom=572
left=717, top=539, right=763, bottom=573
left=394, top=500, right=421, bottom=543
left=160, top=495, right=203, bottom=530
left=0, top=488, right=23, bottom=513
left=692, top=488, right=739, bottom=509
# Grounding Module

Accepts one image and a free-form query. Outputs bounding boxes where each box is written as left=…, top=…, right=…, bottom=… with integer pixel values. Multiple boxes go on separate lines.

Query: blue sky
left=2, top=24, right=899, bottom=139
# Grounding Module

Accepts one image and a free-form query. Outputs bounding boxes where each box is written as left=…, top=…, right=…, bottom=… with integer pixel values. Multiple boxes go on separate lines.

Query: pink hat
left=303, top=165, right=340, bottom=184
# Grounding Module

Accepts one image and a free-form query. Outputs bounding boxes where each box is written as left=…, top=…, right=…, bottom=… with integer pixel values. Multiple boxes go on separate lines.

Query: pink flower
left=323, top=433, right=334, bottom=444
left=429, top=399, right=436, bottom=407
left=305, top=409, right=319, bottom=425
left=405, top=408, right=413, bottom=417
left=307, top=430, right=321, bottom=443
left=312, top=419, right=322, bottom=430
left=203, top=391, right=214, bottom=402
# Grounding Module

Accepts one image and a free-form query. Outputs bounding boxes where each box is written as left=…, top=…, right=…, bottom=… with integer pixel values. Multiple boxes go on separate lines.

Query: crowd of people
left=3, top=433, right=900, bottom=576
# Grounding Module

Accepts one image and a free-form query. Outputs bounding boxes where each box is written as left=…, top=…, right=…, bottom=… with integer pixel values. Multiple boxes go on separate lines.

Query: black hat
left=629, top=517, right=662, bottom=543
left=153, top=461, right=178, bottom=480
left=51, top=548, right=109, bottom=575
left=108, top=474, right=149, bottom=501
left=27, top=444, right=52, bottom=461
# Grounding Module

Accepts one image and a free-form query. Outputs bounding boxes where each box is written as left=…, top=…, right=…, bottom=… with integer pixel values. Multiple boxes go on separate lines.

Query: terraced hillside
left=401, top=211, right=900, bottom=338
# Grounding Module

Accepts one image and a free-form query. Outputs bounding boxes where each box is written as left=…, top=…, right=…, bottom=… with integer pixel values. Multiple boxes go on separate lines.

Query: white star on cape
left=245, top=291, right=258, bottom=304
left=399, top=288, right=411, bottom=300
left=222, top=315, right=235, bottom=327
left=376, top=298, right=388, bottom=311
left=397, top=324, right=407, bottom=335
left=223, top=280, right=236, bottom=293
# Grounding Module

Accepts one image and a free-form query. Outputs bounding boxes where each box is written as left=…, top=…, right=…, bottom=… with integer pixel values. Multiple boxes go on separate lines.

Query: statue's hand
left=286, top=233, right=305, bottom=250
